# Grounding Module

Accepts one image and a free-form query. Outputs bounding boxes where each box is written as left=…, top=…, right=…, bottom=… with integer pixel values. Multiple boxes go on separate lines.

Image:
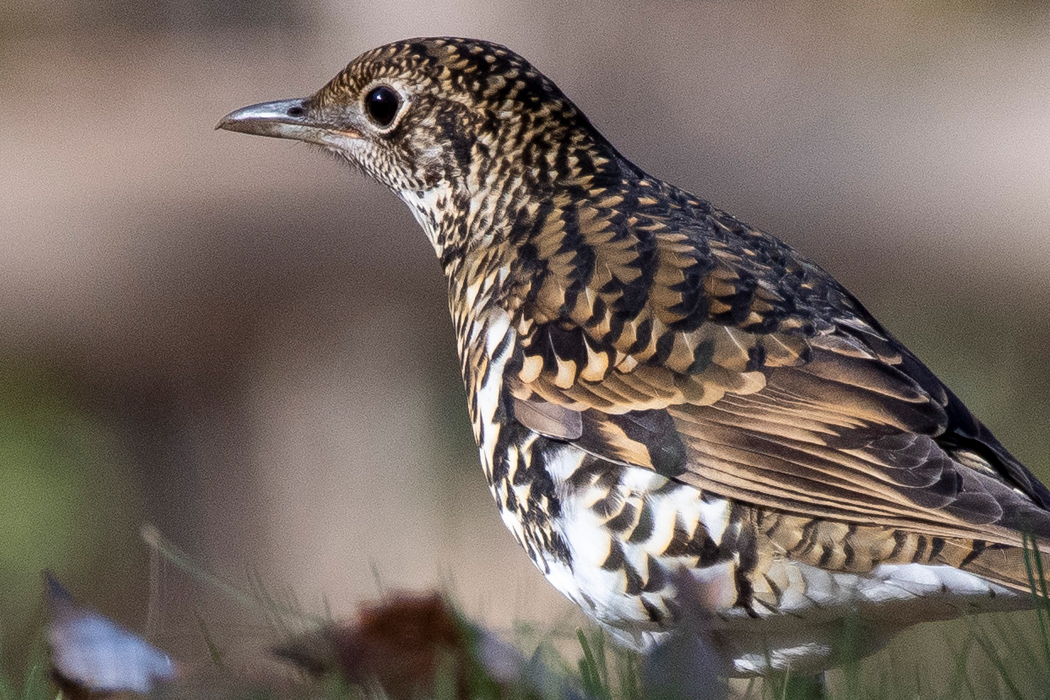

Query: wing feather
left=507, top=193, right=1050, bottom=550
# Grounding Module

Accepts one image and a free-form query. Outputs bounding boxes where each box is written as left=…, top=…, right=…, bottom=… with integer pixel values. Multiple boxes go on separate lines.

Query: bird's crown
left=315, top=37, right=572, bottom=123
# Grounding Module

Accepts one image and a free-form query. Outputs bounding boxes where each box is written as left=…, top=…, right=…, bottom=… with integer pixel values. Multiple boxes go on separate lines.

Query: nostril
left=287, top=105, right=305, bottom=117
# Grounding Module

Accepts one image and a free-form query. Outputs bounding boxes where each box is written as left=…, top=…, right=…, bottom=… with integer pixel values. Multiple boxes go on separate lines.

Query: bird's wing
left=507, top=191, right=1050, bottom=547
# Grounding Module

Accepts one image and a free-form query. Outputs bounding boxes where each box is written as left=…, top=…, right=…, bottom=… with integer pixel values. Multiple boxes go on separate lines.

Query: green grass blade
left=1022, top=533, right=1050, bottom=677
left=576, top=628, right=610, bottom=700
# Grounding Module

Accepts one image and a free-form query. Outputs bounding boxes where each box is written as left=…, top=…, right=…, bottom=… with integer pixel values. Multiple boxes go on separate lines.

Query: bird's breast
left=456, top=306, right=569, bottom=569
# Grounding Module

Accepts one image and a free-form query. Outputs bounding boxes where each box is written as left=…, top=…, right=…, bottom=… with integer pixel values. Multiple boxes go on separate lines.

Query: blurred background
left=2, top=0, right=1050, bottom=687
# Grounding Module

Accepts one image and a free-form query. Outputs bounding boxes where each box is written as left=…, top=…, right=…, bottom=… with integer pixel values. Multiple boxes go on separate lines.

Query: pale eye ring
left=364, top=86, right=401, bottom=127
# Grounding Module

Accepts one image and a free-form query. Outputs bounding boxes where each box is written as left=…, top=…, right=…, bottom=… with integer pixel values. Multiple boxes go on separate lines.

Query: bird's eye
left=364, top=86, right=401, bottom=128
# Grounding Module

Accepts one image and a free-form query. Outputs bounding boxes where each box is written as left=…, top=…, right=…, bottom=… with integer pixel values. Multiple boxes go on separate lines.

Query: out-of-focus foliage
left=23, top=564, right=1050, bottom=699
left=0, top=363, right=143, bottom=671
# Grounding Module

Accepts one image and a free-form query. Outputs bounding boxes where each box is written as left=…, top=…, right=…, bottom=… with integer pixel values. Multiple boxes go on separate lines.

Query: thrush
left=218, top=37, right=1050, bottom=676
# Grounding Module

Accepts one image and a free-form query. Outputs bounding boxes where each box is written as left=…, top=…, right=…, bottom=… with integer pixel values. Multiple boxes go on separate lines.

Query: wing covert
left=506, top=185, right=1050, bottom=547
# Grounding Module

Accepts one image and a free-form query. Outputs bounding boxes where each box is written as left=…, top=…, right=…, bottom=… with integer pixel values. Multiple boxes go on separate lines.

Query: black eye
left=364, top=86, right=400, bottom=127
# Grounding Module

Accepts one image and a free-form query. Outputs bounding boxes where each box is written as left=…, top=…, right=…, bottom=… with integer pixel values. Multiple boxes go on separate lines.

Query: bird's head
left=219, top=37, right=627, bottom=253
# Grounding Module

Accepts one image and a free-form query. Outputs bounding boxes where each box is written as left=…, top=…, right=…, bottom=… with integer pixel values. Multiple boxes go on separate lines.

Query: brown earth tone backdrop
left=2, top=0, right=1049, bottom=686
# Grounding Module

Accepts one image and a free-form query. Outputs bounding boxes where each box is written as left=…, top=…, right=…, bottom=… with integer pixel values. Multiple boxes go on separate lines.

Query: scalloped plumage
left=219, top=37, right=1050, bottom=676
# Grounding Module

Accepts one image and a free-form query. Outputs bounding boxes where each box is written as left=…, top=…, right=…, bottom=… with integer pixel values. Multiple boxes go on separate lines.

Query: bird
left=218, top=37, right=1050, bottom=676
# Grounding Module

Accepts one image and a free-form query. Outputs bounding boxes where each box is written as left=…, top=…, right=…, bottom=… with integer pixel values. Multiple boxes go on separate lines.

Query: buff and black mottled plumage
left=219, top=37, right=1050, bottom=674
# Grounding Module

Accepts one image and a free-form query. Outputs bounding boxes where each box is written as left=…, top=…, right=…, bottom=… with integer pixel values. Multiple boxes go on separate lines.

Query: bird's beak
left=216, top=98, right=362, bottom=144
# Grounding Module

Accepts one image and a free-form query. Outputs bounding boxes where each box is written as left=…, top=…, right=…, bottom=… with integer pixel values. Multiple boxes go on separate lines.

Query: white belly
left=528, top=448, right=1028, bottom=675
